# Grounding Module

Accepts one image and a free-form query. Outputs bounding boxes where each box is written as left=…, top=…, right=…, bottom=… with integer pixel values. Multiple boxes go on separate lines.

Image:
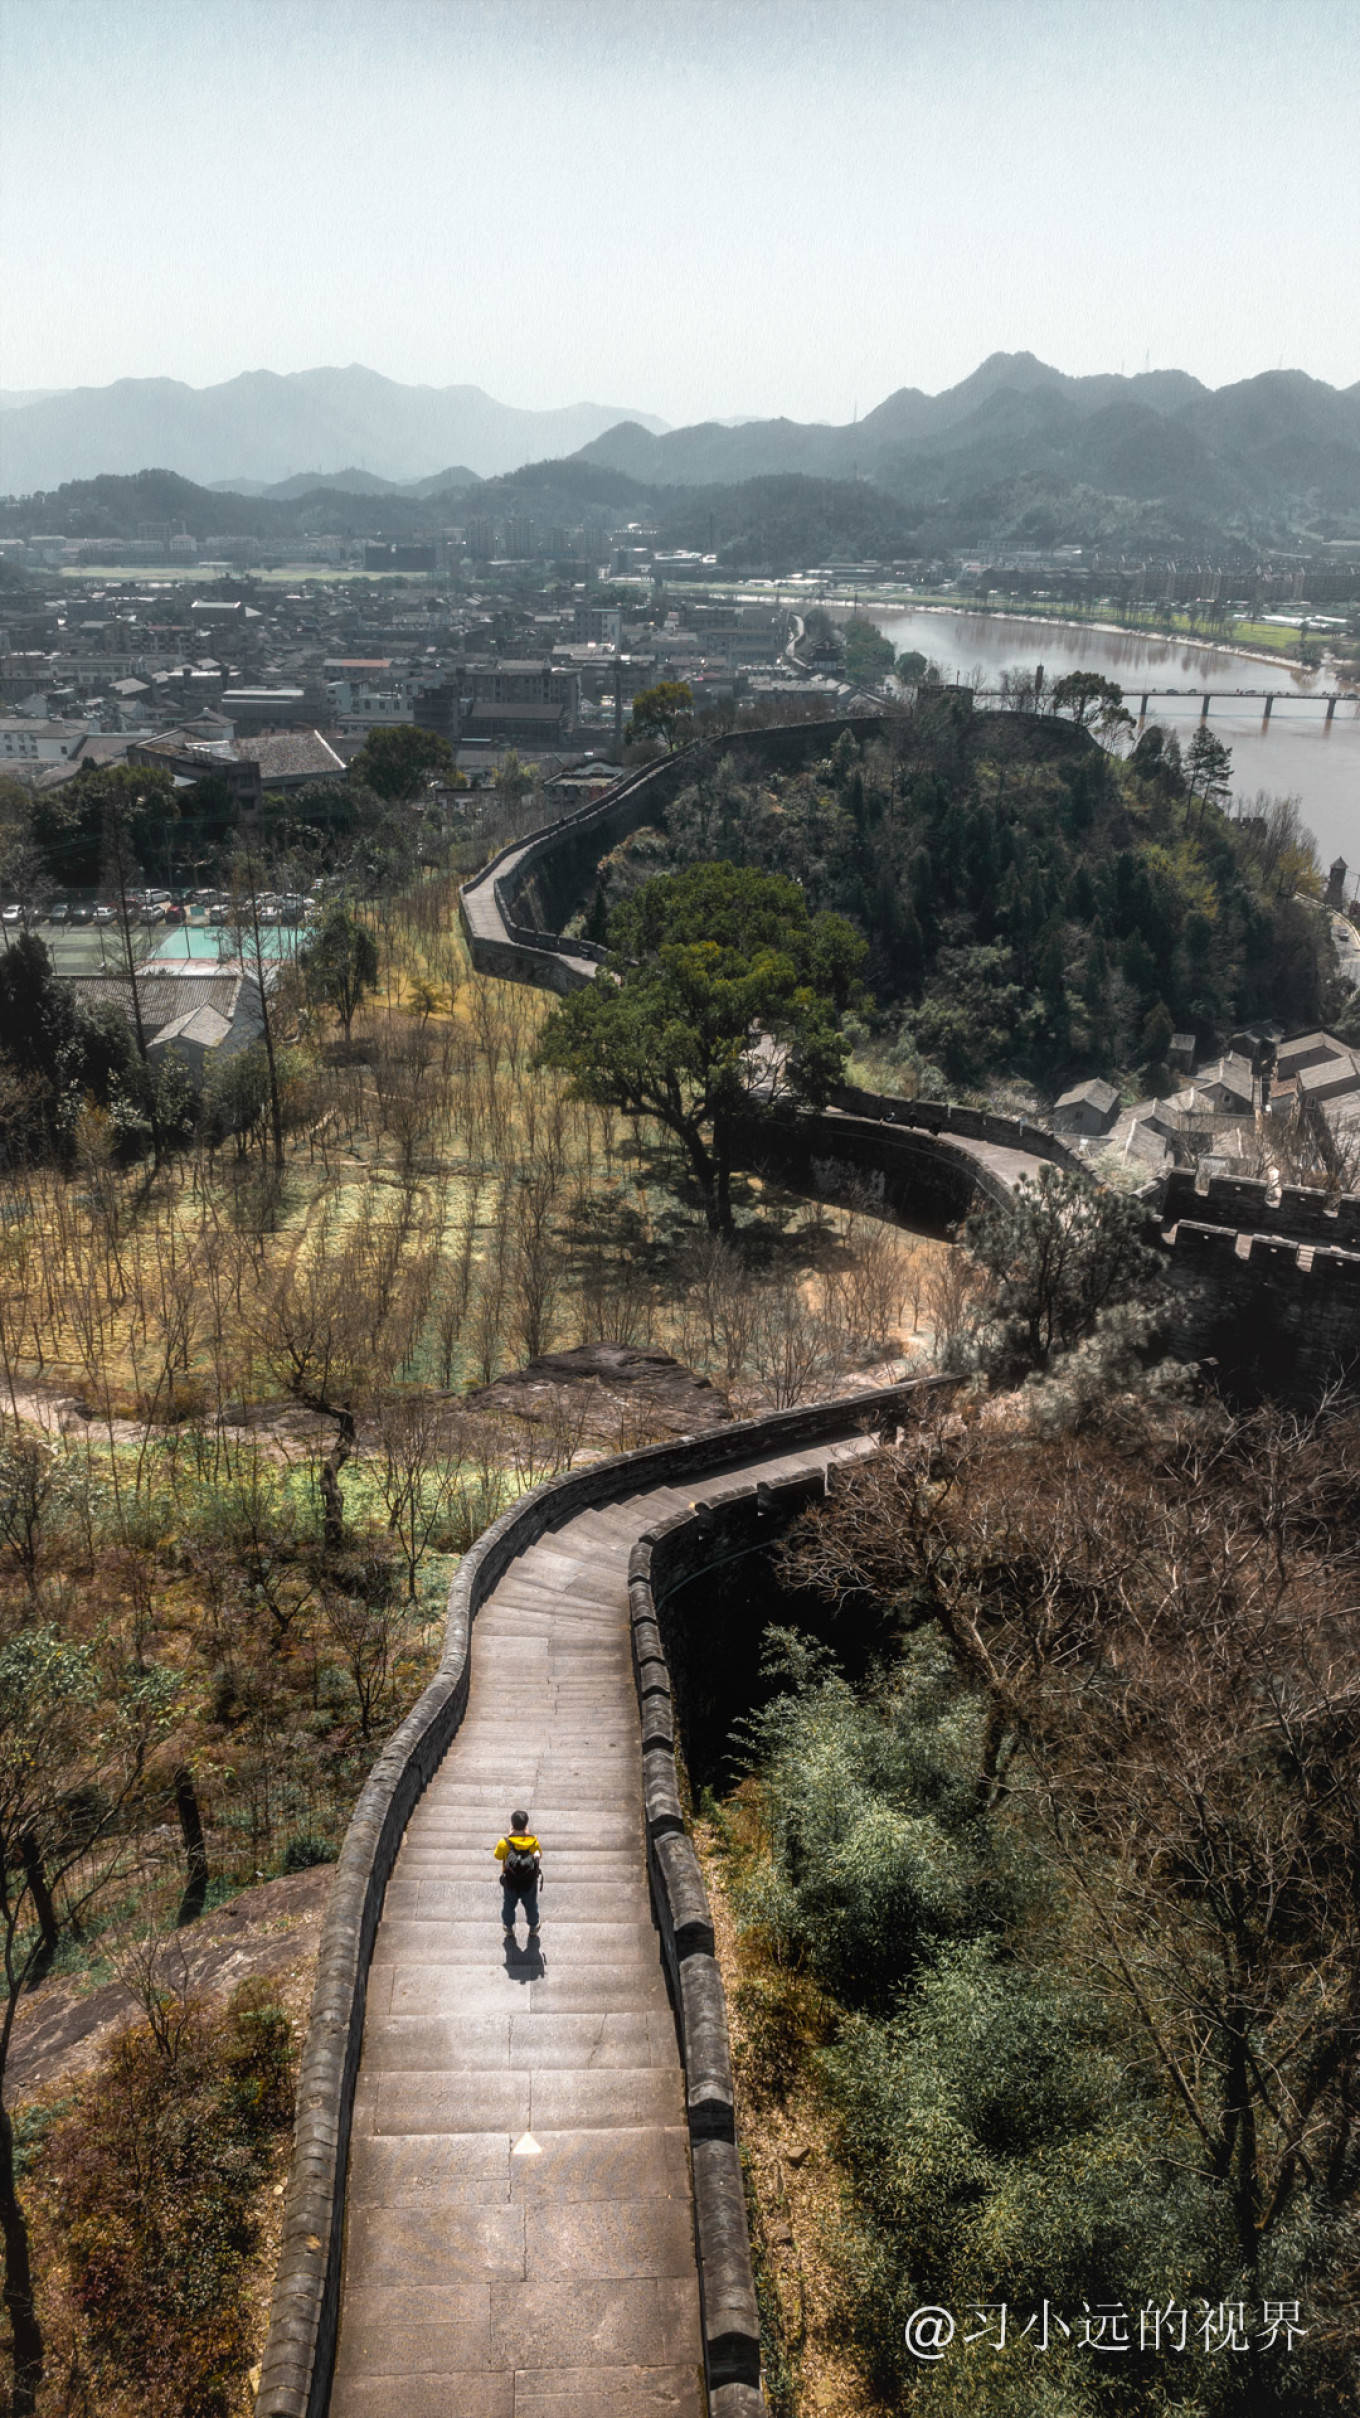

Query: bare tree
left=747, top=1284, right=848, bottom=1409
left=0, top=1626, right=176, bottom=2414
left=250, top=1193, right=431, bottom=1549
left=371, top=1393, right=462, bottom=1599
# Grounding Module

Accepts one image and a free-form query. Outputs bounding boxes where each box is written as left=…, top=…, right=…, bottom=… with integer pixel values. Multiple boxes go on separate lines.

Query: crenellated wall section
left=1160, top=1170, right=1360, bottom=1393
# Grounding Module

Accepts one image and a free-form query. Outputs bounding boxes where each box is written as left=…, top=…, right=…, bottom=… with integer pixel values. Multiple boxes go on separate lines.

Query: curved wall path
left=257, top=1384, right=956, bottom=2418
left=324, top=1429, right=874, bottom=2418
left=457, top=719, right=1081, bottom=1204
left=257, top=721, right=1081, bottom=2418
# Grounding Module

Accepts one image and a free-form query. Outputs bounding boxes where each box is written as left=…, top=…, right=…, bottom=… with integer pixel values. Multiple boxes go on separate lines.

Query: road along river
left=867, top=605, right=1359, bottom=875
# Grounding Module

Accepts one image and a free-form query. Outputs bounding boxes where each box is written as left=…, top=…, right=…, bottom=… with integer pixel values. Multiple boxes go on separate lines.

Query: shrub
left=733, top=1634, right=1024, bottom=2009
left=282, top=1832, right=333, bottom=1873
left=51, top=1982, right=295, bottom=2418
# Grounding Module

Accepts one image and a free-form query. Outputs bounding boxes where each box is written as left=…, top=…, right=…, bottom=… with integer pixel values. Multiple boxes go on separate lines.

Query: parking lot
left=0, top=898, right=310, bottom=970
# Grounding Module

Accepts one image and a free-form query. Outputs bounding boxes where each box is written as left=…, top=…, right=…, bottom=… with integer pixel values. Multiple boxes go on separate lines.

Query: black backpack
left=503, top=1839, right=537, bottom=1890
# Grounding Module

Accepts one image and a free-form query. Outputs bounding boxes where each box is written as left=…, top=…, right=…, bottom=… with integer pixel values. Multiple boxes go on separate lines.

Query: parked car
left=48, top=900, right=70, bottom=924
left=162, top=903, right=185, bottom=923
left=1, top=903, right=22, bottom=926
left=208, top=902, right=231, bottom=926
left=93, top=903, right=116, bottom=926
left=67, top=902, right=93, bottom=925
left=139, top=903, right=166, bottom=926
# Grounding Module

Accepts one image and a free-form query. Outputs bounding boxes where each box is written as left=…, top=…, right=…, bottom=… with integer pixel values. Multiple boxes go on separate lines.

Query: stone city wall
left=829, top=1082, right=1087, bottom=1178
left=1162, top=1167, right=1360, bottom=1249
left=1162, top=1216, right=1360, bottom=1396
left=254, top=1372, right=954, bottom=2418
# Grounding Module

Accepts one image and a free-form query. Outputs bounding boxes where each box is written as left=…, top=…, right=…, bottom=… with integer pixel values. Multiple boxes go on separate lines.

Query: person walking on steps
left=495, top=1809, right=541, bottom=1943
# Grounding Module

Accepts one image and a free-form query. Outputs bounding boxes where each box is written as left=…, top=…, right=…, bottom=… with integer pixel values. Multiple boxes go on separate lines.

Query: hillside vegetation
left=588, top=697, right=1331, bottom=1093
left=703, top=1395, right=1360, bottom=2417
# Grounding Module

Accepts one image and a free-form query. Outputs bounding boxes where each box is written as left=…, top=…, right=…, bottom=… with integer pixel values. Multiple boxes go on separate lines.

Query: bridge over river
left=972, top=684, right=1353, bottom=722
left=255, top=722, right=1074, bottom=2418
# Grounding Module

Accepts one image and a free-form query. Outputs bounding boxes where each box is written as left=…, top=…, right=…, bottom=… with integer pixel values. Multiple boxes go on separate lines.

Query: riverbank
left=850, top=596, right=1340, bottom=682
left=858, top=598, right=1359, bottom=869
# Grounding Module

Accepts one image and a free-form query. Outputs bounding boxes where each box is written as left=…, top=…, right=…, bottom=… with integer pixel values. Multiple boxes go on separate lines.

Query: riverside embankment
left=866, top=602, right=1360, bottom=868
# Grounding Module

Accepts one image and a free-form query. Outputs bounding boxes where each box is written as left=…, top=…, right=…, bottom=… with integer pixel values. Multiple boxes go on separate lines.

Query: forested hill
left=0, top=462, right=919, bottom=572
left=590, top=700, right=1332, bottom=1093
left=575, top=352, right=1360, bottom=550
left=0, top=467, right=482, bottom=543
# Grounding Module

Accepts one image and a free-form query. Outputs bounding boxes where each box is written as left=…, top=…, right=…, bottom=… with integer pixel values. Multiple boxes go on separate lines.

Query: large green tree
left=535, top=863, right=865, bottom=1231
left=28, top=762, right=177, bottom=890
left=1185, top=722, right=1234, bottom=811
left=350, top=725, right=455, bottom=803
left=628, top=681, right=693, bottom=752
left=841, top=614, right=895, bottom=684
left=1050, top=670, right=1134, bottom=739
left=963, top=1163, right=1162, bottom=1378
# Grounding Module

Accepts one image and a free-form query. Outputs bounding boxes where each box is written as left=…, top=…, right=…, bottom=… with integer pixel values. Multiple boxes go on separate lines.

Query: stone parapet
left=1162, top=1166, right=1360, bottom=1247
left=254, top=1372, right=953, bottom=2417
left=828, top=1081, right=1087, bottom=1178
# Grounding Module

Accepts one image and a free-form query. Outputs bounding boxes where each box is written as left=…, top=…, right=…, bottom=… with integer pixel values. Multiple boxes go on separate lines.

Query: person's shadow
left=502, top=1929, right=545, bottom=1982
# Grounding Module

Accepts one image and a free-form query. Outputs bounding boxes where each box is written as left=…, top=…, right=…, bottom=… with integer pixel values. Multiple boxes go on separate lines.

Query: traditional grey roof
left=1276, top=1030, right=1345, bottom=1079
left=1055, top=1078, right=1119, bottom=1114
left=0, top=717, right=86, bottom=738
left=1110, top=1107, right=1173, bottom=1170
left=1297, top=1055, right=1360, bottom=1102
left=68, top=969, right=248, bottom=1031
left=148, top=1003, right=237, bottom=1054
left=1195, top=1054, right=1255, bottom=1102
left=234, top=729, right=346, bottom=780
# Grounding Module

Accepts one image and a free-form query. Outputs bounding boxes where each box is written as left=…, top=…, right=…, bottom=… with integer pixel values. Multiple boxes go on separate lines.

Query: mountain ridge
left=4, top=353, right=1357, bottom=553
left=572, top=353, right=1360, bottom=541
left=0, top=366, right=668, bottom=494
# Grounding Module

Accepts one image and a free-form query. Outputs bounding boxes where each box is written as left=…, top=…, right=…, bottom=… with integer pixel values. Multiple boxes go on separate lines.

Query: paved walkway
left=329, top=1438, right=868, bottom=2418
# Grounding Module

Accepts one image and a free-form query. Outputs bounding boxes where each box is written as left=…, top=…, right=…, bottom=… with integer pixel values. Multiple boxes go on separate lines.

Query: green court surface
left=2, top=921, right=301, bottom=972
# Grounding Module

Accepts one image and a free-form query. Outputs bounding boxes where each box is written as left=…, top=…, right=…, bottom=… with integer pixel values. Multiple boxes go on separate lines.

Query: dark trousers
left=502, top=1877, right=539, bottom=1929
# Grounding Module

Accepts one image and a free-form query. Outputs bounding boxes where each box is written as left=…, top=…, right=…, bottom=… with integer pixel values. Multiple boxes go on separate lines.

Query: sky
left=2, top=0, right=1358, bottom=425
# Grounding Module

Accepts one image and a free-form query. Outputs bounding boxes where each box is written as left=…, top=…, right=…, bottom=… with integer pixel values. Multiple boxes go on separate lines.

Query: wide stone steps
left=328, top=1432, right=872, bottom=2418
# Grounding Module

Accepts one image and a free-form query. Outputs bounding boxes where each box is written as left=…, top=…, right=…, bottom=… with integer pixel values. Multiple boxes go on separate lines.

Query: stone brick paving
left=330, top=1443, right=865, bottom=2417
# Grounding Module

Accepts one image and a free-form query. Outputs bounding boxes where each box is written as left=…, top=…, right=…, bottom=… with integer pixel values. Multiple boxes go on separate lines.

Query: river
left=865, top=605, right=1359, bottom=875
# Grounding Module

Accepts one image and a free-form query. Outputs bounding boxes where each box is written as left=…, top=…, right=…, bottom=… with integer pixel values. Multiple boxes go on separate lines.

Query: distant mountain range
left=0, top=366, right=668, bottom=494
left=573, top=353, right=1360, bottom=544
left=3, top=354, right=1357, bottom=555
left=0, top=467, right=486, bottom=548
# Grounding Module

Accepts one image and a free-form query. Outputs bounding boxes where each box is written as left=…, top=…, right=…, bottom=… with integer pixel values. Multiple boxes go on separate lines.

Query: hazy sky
left=3, top=0, right=1357, bottom=422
